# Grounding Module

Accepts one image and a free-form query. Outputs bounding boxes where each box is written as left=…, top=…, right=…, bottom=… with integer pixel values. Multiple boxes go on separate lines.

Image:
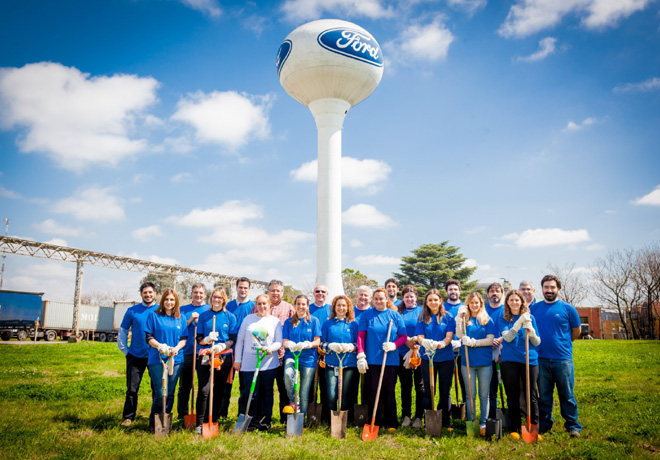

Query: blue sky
left=1, top=0, right=659, bottom=304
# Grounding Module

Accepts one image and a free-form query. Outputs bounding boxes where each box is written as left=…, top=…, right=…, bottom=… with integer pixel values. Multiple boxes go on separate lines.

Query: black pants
left=122, top=353, right=149, bottom=421
left=365, top=364, right=399, bottom=429
left=176, top=353, right=195, bottom=419
left=349, top=370, right=368, bottom=423
left=308, top=364, right=329, bottom=424
left=275, top=358, right=289, bottom=423
left=421, top=359, right=454, bottom=427
left=196, top=354, right=233, bottom=426
left=453, top=354, right=467, bottom=403
left=219, top=367, right=236, bottom=418
left=398, top=357, right=424, bottom=419
left=489, top=361, right=499, bottom=419
left=239, top=367, right=278, bottom=427
left=501, top=361, right=539, bottom=433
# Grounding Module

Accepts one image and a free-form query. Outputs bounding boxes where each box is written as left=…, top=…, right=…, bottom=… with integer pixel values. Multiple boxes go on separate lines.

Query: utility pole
left=0, top=218, right=8, bottom=289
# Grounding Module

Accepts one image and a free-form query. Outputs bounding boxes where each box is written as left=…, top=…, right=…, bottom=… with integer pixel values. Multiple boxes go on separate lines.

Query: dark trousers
left=195, top=354, right=233, bottom=426
left=308, top=364, right=329, bottom=424
left=176, top=353, right=195, bottom=419
left=365, top=364, right=399, bottom=429
left=421, top=359, right=454, bottom=427
left=275, top=359, right=289, bottom=423
left=239, top=367, right=278, bottom=427
left=349, top=370, right=368, bottom=423
left=489, top=361, right=499, bottom=419
left=453, top=354, right=467, bottom=403
left=219, top=367, right=236, bottom=418
left=122, top=353, right=149, bottom=421
left=501, top=361, right=539, bottom=433
left=398, top=357, right=425, bottom=419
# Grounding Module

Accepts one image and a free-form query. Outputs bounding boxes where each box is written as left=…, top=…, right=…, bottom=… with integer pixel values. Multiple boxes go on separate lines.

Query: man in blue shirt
left=485, top=282, right=504, bottom=419
left=519, top=280, right=537, bottom=307
left=531, top=275, right=582, bottom=437
left=444, top=279, right=467, bottom=405
left=385, top=278, right=402, bottom=307
left=117, top=282, right=158, bottom=427
left=310, top=284, right=332, bottom=424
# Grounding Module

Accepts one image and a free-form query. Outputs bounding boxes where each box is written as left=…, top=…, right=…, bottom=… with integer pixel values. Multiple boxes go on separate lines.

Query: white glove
left=520, top=312, right=531, bottom=323
left=298, top=341, right=310, bottom=350
left=328, top=343, right=342, bottom=353
left=451, top=340, right=461, bottom=350
left=285, top=341, right=297, bottom=351
left=457, top=305, right=468, bottom=318
left=437, top=340, right=446, bottom=349
left=523, top=319, right=533, bottom=330
left=341, top=343, right=355, bottom=353
left=403, top=349, right=413, bottom=369
left=421, top=338, right=435, bottom=351
left=382, top=342, right=396, bottom=352
left=157, top=343, right=170, bottom=355
left=211, top=343, right=226, bottom=354
left=204, top=331, right=219, bottom=344
left=357, top=352, right=368, bottom=374
left=526, top=326, right=538, bottom=338
left=461, top=336, right=476, bottom=347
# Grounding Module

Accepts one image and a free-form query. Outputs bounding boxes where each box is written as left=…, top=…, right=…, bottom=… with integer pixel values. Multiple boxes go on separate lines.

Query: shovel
left=463, top=323, right=480, bottom=437
left=354, top=375, right=369, bottom=426
left=154, top=356, right=172, bottom=438
left=521, top=330, right=538, bottom=443
left=330, top=352, right=348, bottom=439
left=287, top=350, right=304, bottom=437
left=306, top=362, right=323, bottom=427
left=362, top=319, right=393, bottom=442
left=184, top=321, right=198, bottom=430
left=424, top=347, right=442, bottom=437
left=202, top=316, right=219, bottom=439
left=496, top=362, right=510, bottom=429
left=233, top=348, right=268, bottom=433
left=451, top=356, right=466, bottom=420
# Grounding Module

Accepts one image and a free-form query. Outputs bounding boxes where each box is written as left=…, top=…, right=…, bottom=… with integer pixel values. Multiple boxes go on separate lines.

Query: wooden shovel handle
left=371, top=319, right=394, bottom=423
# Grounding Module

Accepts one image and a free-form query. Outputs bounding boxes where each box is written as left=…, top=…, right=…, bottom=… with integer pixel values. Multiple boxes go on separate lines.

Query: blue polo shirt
left=197, top=309, right=237, bottom=351
left=283, top=316, right=321, bottom=368
left=531, top=299, right=580, bottom=360
left=460, top=317, right=496, bottom=368
left=121, top=302, right=158, bottom=358
left=180, top=303, right=210, bottom=356
left=358, top=308, right=406, bottom=366
left=444, top=302, right=463, bottom=318
left=226, top=299, right=255, bottom=333
left=399, top=305, right=423, bottom=357
left=312, top=304, right=332, bottom=326
left=144, top=311, right=188, bottom=366
left=354, top=306, right=370, bottom=322
left=321, top=317, right=358, bottom=368
left=496, top=314, right=539, bottom=365
left=309, top=302, right=330, bottom=317
left=415, top=313, right=456, bottom=363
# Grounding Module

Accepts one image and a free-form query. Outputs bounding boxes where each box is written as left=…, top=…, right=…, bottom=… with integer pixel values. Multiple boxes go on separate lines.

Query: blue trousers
left=538, top=358, right=582, bottom=433
left=325, top=365, right=357, bottom=412
left=147, top=361, right=182, bottom=428
left=284, top=360, right=315, bottom=415
left=461, top=364, right=493, bottom=427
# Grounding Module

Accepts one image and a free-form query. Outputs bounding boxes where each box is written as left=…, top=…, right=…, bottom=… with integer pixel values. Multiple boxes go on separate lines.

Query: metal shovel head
left=154, top=413, right=172, bottom=438
left=202, top=420, right=218, bottom=439
left=233, top=414, right=252, bottom=434
left=306, top=401, right=322, bottom=428
left=353, top=403, right=369, bottom=426
left=497, top=408, right=510, bottom=429
left=522, top=423, right=538, bottom=443
left=330, top=410, right=348, bottom=439
left=465, top=420, right=479, bottom=437
left=424, top=409, right=442, bottom=438
left=451, top=403, right=466, bottom=420
left=362, top=421, right=379, bottom=441
left=287, top=413, right=305, bottom=437
left=184, top=412, right=196, bottom=430
left=485, top=418, right=502, bottom=440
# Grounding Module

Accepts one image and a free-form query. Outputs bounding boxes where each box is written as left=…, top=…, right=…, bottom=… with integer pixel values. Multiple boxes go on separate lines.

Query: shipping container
left=42, top=301, right=114, bottom=331
left=0, top=290, right=44, bottom=341
left=113, top=300, right=137, bottom=330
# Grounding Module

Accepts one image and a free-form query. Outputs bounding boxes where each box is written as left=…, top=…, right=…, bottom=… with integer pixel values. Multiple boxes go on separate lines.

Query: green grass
left=1, top=340, right=659, bottom=459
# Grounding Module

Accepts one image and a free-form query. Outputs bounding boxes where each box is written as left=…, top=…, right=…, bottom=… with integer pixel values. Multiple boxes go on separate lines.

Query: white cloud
left=463, top=258, right=493, bottom=271
left=354, top=254, right=401, bottom=266
left=464, top=225, right=488, bottom=235
left=350, top=239, right=364, bottom=248
left=281, top=0, right=393, bottom=21
left=167, top=200, right=262, bottom=227
left=563, top=117, right=596, bottom=132
left=171, top=172, right=192, bottom=183
left=386, top=18, right=454, bottom=64
left=632, top=185, right=660, bottom=206
left=121, top=252, right=179, bottom=266
left=614, top=77, right=660, bottom=93
left=0, top=62, right=159, bottom=171
left=178, top=0, right=222, bottom=17
left=447, top=0, right=487, bottom=14
left=517, top=37, right=557, bottom=62
left=290, top=157, right=392, bottom=192
left=171, top=91, right=271, bottom=149
left=500, top=228, right=591, bottom=248
left=498, top=0, right=653, bottom=38
left=342, top=204, right=396, bottom=228
left=585, top=243, right=605, bottom=251
left=33, top=219, right=87, bottom=237
left=131, top=225, right=164, bottom=242
left=52, top=186, right=125, bottom=223
left=44, top=238, right=68, bottom=246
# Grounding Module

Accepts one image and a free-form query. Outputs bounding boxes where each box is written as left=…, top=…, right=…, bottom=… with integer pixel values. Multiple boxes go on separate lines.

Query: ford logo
left=276, top=39, right=292, bottom=77
left=317, top=28, right=383, bottom=67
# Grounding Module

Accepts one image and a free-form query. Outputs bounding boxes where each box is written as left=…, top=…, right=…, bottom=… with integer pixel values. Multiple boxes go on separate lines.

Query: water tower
left=277, top=19, right=383, bottom=297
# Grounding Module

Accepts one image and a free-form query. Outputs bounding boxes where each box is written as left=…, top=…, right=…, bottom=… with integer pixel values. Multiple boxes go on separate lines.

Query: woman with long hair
left=398, top=285, right=425, bottom=428
left=455, top=291, right=496, bottom=435
left=144, top=289, right=188, bottom=433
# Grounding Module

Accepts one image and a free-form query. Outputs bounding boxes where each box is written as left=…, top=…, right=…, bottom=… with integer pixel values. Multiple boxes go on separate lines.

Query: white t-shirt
left=235, top=314, right=282, bottom=372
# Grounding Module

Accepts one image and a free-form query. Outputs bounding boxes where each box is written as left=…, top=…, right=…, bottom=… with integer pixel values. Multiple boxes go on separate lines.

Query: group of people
left=117, top=275, right=582, bottom=439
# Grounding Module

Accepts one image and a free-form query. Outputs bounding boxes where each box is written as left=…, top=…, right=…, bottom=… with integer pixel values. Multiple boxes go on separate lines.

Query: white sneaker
left=401, top=416, right=411, bottom=427
left=412, top=418, right=422, bottom=428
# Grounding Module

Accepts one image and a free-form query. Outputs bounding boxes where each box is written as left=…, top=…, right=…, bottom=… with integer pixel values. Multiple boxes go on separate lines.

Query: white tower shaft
left=309, top=98, right=350, bottom=298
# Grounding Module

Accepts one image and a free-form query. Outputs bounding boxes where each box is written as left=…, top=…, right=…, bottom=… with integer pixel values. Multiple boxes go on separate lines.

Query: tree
left=632, top=244, right=660, bottom=339
left=547, top=262, right=589, bottom=307
left=139, top=272, right=207, bottom=304
left=81, top=290, right=131, bottom=307
left=342, top=268, right=379, bottom=302
left=283, top=285, right=302, bottom=304
left=394, top=242, right=477, bottom=301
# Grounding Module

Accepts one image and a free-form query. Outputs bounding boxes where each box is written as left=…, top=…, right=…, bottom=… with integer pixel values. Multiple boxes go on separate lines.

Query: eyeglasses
left=315, top=290, right=327, bottom=294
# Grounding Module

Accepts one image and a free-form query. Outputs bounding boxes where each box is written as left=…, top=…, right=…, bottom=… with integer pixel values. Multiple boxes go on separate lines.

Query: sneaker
left=387, top=427, right=397, bottom=433
left=120, top=418, right=132, bottom=427
left=401, top=416, right=411, bottom=427
left=412, top=418, right=422, bottom=429
left=570, top=430, right=581, bottom=438
left=194, top=425, right=202, bottom=435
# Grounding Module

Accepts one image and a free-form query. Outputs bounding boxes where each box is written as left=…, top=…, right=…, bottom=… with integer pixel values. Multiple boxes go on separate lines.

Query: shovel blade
left=451, top=403, right=466, bottom=420
left=306, top=402, right=322, bottom=428
left=184, top=413, right=196, bottom=431
left=466, top=421, right=479, bottom=437
left=496, top=408, right=510, bottom=429
left=353, top=404, right=369, bottom=426
left=362, top=422, right=379, bottom=441
left=485, top=418, right=502, bottom=440
left=233, top=414, right=252, bottom=434
left=330, top=410, right=348, bottom=439
left=521, top=423, right=538, bottom=443
left=202, top=421, right=218, bottom=439
left=154, top=413, right=172, bottom=438
left=287, top=413, right=305, bottom=437
left=424, top=409, right=442, bottom=438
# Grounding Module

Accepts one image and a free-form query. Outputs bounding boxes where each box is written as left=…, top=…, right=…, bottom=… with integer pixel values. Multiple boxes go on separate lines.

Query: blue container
left=0, top=290, right=44, bottom=327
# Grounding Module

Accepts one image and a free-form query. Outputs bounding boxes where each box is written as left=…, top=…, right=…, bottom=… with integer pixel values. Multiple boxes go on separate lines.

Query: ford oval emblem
left=317, top=28, right=383, bottom=67
left=276, top=40, right=292, bottom=77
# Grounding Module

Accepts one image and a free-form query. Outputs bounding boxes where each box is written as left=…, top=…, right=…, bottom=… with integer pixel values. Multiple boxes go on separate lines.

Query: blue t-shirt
left=143, top=311, right=188, bottom=366
left=226, top=299, right=255, bottom=333
left=393, top=299, right=402, bottom=307
left=312, top=304, right=332, bottom=326
left=180, top=303, right=210, bottom=356
left=496, top=314, right=539, bottom=365
left=444, top=302, right=463, bottom=319
left=358, top=308, right=406, bottom=366
left=197, top=309, right=237, bottom=351
left=309, top=302, right=330, bottom=317
left=399, top=305, right=424, bottom=357
left=460, top=317, right=496, bottom=368
left=283, top=316, right=321, bottom=368
left=415, top=313, right=456, bottom=363
left=321, top=317, right=358, bottom=367
left=120, top=302, right=158, bottom=358
left=485, top=304, right=504, bottom=327
left=530, top=300, right=580, bottom=360
left=354, top=306, right=370, bottom=322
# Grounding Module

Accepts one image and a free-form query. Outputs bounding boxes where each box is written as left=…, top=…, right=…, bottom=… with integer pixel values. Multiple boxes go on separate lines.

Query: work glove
left=461, top=336, right=476, bottom=347
left=357, top=352, right=368, bottom=374
left=203, top=331, right=219, bottom=344
left=437, top=340, right=446, bottom=349
left=210, top=342, right=226, bottom=354
left=421, top=338, right=435, bottom=351
left=157, top=343, right=170, bottom=355
left=285, top=341, right=298, bottom=351
left=328, top=343, right=342, bottom=353
left=451, top=340, right=461, bottom=351
left=300, top=341, right=313, bottom=350
left=457, top=305, right=468, bottom=318
left=341, top=343, right=355, bottom=353
left=403, top=349, right=413, bottom=369
left=382, top=342, right=396, bottom=352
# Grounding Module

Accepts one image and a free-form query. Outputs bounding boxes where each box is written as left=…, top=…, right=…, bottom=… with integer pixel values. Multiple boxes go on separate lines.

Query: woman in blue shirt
left=415, top=289, right=456, bottom=429
left=321, top=295, right=359, bottom=415
left=144, top=289, right=188, bottom=433
left=455, top=291, right=495, bottom=434
left=398, top=285, right=425, bottom=428
left=283, top=295, right=321, bottom=417
left=497, top=289, right=541, bottom=436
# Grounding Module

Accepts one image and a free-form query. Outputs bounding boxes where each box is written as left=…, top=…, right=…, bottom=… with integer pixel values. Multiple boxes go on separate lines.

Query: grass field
left=1, top=340, right=659, bottom=459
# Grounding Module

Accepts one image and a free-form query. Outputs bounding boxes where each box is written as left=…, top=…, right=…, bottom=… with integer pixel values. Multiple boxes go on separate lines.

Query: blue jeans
left=284, top=360, right=315, bottom=416
left=325, top=365, right=357, bottom=412
left=461, top=364, right=492, bottom=427
left=147, top=361, right=182, bottom=427
left=538, top=358, right=582, bottom=433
